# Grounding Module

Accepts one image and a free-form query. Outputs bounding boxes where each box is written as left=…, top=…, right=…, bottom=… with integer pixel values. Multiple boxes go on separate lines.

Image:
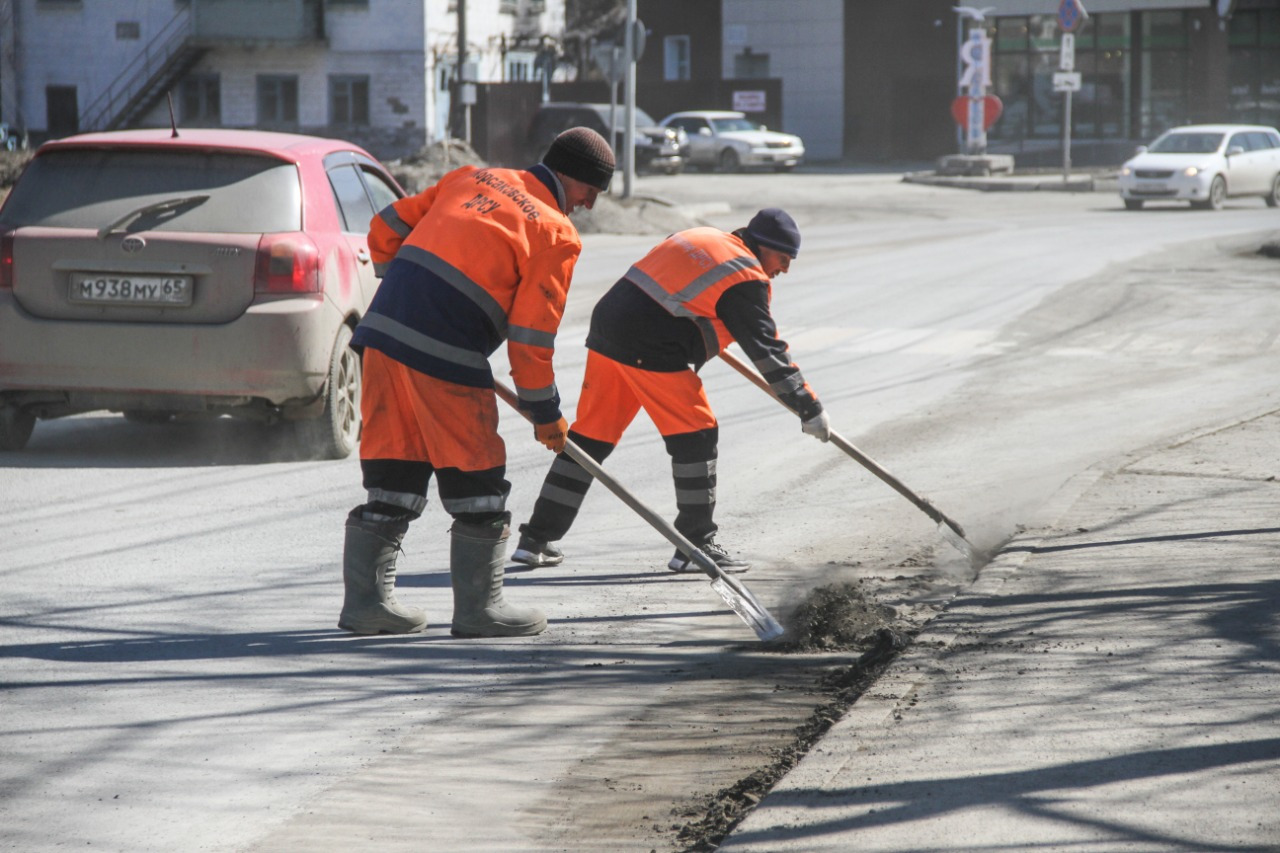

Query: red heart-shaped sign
left=950, top=95, right=1004, bottom=131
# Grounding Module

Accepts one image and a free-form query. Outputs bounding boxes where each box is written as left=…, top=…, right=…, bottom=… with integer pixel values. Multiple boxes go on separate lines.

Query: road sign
left=1060, top=33, right=1075, bottom=71
left=1053, top=71, right=1082, bottom=93
left=1058, top=0, right=1087, bottom=32
left=950, top=95, right=1003, bottom=132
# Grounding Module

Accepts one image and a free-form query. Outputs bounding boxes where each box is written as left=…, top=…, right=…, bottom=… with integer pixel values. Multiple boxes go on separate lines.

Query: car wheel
left=774, top=164, right=796, bottom=173
left=0, top=404, right=36, bottom=451
left=1123, top=199, right=1144, bottom=211
left=718, top=148, right=741, bottom=172
left=1194, top=176, right=1227, bottom=211
left=296, top=324, right=361, bottom=460
left=665, top=162, right=683, bottom=176
left=1266, top=174, right=1280, bottom=208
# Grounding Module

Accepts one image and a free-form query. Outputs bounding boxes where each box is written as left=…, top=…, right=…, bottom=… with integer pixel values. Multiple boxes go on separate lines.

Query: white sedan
left=659, top=110, right=805, bottom=172
left=1118, top=123, right=1280, bottom=211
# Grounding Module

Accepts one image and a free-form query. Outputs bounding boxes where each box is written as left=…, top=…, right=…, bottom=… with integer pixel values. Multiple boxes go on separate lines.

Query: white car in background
left=659, top=110, right=805, bottom=173
left=1118, top=123, right=1280, bottom=211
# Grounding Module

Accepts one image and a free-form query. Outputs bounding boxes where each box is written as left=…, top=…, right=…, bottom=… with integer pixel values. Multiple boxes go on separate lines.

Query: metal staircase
left=79, top=6, right=207, bottom=133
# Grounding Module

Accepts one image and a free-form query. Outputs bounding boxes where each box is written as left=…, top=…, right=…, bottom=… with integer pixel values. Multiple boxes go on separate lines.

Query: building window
left=179, top=74, right=220, bottom=126
left=1227, top=9, right=1280, bottom=128
left=1137, top=11, right=1188, bottom=138
left=507, top=52, right=536, bottom=82
left=990, top=14, right=1130, bottom=144
left=733, top=47, right=769, bottom=79
left=329, top=75, right=369, bottom=126
left=257, top=75, right=298, bottom=126
left=116, top=21, right=140, bottom=40
left=664, top=35, right=690, bottom=81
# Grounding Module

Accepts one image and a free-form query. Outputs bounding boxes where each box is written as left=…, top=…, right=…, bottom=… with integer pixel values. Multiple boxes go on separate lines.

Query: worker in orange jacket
left=338, top=128, right=615, bottom=638
left=511, top=208, right=830, bottom=574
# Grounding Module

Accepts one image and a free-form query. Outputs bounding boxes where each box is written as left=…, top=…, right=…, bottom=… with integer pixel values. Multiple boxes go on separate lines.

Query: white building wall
left=6, top=0, right=563, bottom=148
left=722, top=0, right=843, bottom=161
left=7, top=0, right=185, bottom=133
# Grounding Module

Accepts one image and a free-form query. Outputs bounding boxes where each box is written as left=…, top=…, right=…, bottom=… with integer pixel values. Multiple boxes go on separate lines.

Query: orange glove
left=535, top=417, right=569, bottom=453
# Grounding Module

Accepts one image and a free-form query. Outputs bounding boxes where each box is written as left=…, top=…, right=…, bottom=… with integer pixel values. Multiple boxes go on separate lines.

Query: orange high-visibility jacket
left=352, top=164, right=580, bottom=424
left=591, top=226, right=821, bottom=419
left=624, top=226, right=771, bottom=358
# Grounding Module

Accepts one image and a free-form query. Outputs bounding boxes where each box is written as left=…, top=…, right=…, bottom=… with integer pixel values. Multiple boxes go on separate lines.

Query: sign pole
left=1062, top=89, right=1073, bottom=182
left=1056, top=0, right=1087, bottom=182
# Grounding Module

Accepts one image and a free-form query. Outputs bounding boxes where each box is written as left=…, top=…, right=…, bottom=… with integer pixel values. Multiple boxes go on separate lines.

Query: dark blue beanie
left=746, top=208, right=801, bottom=258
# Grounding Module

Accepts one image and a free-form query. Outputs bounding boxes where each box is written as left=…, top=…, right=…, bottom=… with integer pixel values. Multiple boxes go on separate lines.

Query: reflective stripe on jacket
left=590, top=226, right=823, bottom=420
left=622, top=227, right=769, bottom=362
left=352, top=164, right=579, bottom=424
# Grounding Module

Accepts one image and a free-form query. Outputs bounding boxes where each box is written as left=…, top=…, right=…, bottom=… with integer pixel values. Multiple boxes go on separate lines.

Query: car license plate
left=69, top=273, right=193, bottom=306
left=1138, top=183, right=1167, bottom=193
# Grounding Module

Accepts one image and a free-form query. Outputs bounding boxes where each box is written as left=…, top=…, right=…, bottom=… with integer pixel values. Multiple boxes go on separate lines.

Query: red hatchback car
left=0, top=128, right=404, bottom=458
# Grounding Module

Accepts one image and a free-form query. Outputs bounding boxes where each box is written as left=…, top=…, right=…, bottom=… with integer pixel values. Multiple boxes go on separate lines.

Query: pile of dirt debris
left=0, top=150, right=34, bottom=191
left=387, top=139, right=701, bottom=236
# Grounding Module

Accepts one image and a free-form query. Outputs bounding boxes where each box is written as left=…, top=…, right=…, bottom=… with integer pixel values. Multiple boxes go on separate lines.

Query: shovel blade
left=710, top=576, right=785, bottom=642
left=938, top=521, right=984, bottom=569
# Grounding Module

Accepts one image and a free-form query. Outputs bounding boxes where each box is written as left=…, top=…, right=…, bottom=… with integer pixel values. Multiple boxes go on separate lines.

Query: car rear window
left=0, top=148, right=303, bottom=233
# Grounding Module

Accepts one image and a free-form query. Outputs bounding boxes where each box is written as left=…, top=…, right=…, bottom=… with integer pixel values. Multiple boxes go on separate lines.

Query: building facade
left=0, top=0, right=565, bottom=159
left=638, top=0, right=1279, bottom=165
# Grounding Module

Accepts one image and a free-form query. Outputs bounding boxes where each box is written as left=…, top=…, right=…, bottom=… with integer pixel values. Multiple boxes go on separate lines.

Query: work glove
left=801, top=410, right=831, bottom=442
left=535, top=417, right=569, bottom=453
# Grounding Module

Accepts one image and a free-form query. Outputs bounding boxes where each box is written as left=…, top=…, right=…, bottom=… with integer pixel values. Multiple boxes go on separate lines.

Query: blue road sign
left=1058, top=0, right=1087, bottom=32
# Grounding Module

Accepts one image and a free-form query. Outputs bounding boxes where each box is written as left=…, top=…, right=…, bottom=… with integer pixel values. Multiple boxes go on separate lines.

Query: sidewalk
left=903, top=169, right=1119, bottom=193
left=721, top=408, right=1280, bottom=852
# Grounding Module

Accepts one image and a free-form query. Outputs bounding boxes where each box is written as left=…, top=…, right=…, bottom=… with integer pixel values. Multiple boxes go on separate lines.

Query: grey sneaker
left=667, top=539, right=750, bottom=574
left=510, top=534, right=564, bottom=567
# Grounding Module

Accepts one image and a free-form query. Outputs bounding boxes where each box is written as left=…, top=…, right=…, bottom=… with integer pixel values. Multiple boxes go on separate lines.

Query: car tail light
left=0, top=229, right=14, bottom=290
left=254, top=233, right=321, bottom=294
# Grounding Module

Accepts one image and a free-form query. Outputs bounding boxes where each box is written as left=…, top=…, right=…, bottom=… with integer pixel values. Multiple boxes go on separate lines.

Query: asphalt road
left=3, top=172, right=1278, bottom=852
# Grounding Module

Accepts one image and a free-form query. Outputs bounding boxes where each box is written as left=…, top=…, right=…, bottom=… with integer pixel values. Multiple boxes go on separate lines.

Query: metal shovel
left=718, top=350, right=984, bottom=568
left=493, top=380, right=785, bottom=642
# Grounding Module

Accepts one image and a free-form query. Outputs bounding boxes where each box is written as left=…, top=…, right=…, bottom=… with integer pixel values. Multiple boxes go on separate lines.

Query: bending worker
left=511, top=208, right=830, bottom=574
left=337, top=127, right=616, bottom=638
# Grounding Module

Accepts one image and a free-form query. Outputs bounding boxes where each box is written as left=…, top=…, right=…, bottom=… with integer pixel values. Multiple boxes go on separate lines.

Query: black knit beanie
left=746, top=208, right=801, bottom=258
left=541, top=127, right=616, bottom=191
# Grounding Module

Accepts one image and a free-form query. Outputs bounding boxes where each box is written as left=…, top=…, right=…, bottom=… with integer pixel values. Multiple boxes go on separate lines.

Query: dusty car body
left=0, top=128, right=404, bottom=457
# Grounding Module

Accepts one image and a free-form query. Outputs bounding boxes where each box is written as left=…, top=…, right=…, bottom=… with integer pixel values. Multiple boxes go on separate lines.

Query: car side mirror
left=759, top=125, right=768, bottom=131
left=1226, top=145, right=1245, bottom=157
left=1135, top=145, right=1148, bottom=154
left=698, top=127, right=712, bottom=137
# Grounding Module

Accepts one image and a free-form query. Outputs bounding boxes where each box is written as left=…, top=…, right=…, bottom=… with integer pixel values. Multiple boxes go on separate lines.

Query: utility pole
left=622, top=0, right=637, bottom=198
left=455, top=0, right=467, bottom=142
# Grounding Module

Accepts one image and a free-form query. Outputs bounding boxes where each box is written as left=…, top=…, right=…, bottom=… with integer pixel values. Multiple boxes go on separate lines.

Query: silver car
left=0, top=128, right=404, bottom=457
left=660, top=110, right=805, bottom=173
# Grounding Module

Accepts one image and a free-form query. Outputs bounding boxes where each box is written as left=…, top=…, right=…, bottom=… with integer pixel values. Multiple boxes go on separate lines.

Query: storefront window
left=1228, top=10, right=1280, bottom=128
left=989, top=13, right=1129, bottom=143
left=1138, top=11, right=1188, bottom=139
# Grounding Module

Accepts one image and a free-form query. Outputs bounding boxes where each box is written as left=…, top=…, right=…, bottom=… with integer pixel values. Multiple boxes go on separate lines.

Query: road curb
left=760, top=401, right=1280, bottom=791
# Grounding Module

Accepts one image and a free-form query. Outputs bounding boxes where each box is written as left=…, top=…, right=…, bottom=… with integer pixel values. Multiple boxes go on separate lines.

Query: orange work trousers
left=359, top=348, right=505, bottom=471
left=571, top=349, right=717, bottom=443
